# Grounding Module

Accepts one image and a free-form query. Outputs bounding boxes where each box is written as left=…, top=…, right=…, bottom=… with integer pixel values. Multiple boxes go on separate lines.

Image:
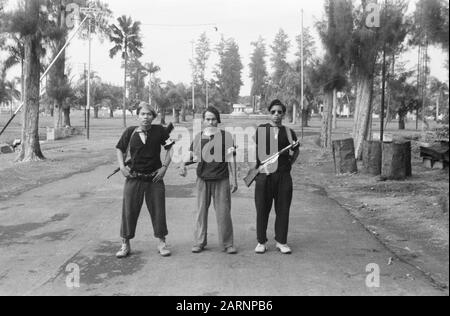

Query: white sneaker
left=276, top=243, right=292, bottom=255
left=116, top=241, right=131, bottom=258
left=158, top=242, right=171, bottom=257
left=255, top=243, right=267, bottom=254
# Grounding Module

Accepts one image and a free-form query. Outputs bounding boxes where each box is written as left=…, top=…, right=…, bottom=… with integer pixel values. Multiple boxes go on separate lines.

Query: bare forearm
left=229, top=159, right=237, bottom=182
left=163, top=148, right=173, bottom=167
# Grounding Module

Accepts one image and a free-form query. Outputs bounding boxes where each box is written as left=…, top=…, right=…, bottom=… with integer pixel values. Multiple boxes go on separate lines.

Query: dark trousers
left=121, top=178, right=168, bottom=240
left=254, top=171, right=293, bottom=245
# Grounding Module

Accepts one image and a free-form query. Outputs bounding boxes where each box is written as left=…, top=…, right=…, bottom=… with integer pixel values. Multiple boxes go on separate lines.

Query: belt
left=129, top=171, right=157, bottom=182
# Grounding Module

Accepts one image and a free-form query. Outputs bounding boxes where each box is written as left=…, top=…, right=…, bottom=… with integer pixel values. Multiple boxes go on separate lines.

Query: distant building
left=339, top=104, right=351, bottom=118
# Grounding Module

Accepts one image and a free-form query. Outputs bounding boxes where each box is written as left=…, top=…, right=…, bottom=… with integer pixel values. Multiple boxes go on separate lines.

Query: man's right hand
left=121, top=167, right=132, bottom=178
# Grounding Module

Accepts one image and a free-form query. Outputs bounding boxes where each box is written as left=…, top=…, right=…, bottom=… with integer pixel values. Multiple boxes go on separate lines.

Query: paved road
left=0, top=163, right=446, bottom=296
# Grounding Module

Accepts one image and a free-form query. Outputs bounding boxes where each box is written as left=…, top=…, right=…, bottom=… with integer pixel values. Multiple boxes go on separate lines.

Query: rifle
left=244, top=141, right=300, bottom=187
left=107, top=123, right=175, bottom=180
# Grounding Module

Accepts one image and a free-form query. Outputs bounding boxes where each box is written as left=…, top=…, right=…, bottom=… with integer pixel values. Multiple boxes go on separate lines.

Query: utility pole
left=84, top=63, right=87, bottom=129
left=81, top=3, right=102, bottom=140
left=191, top=41, right=195, bottom=116
left=381, top=45, right=387, bottom=142
left=300, top=9, right=304, bottom=137
left=422, top=41, right=428, bottom=133
left=380, top=0, right=387, bottom=142
left=87, top=17, right=91, bottom=140
left=206, top=82, right=209, bottom=108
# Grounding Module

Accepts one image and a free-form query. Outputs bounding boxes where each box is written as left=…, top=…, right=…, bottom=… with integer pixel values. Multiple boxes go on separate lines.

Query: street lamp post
left=80, top=4, right=103, bottom=140
left=87, top=17, right=92, bottom=139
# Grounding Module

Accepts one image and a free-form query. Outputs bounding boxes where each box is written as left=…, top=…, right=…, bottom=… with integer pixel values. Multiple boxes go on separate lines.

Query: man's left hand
left=153, top=166, right=168, bottom=183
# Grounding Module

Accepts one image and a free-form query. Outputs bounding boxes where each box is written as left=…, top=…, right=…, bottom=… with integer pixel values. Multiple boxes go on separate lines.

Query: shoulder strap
left=126, top=127, right=140, bottom=161
left=285, top=126, right=294, bottom=145
left=285, top=126, right=294, bottom=156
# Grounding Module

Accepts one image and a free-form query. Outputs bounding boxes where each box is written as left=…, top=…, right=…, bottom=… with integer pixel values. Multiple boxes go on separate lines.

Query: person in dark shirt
left=179, top=106, right=238, bottom=255
left=115, top=102, right=173, bottom=258
left=251, top=99, right=300, bottom=255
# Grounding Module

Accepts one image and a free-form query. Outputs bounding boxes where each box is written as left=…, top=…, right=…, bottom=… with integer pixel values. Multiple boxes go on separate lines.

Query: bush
left=435, top=126, right=449, bottom=140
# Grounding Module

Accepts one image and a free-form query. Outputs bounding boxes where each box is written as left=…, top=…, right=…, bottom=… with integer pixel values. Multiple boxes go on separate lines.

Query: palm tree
left=429, top=77, right=449, bottom=121
left=2, top=0, right=46, bottom=162
left=3, top=36, right=25, bottom=101
left=152, top=78, right=169, bottom=125
left=109, top=15, right=143, bottom=128
left=4, top=78, right=21, bottom=116
left=167, top=83, right=184, bottom=124
left=143, top=61, right=160, bottom=106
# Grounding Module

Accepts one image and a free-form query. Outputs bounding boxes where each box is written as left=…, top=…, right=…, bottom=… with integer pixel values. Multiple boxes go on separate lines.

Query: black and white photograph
left=0, top=0, right=448, bottom=299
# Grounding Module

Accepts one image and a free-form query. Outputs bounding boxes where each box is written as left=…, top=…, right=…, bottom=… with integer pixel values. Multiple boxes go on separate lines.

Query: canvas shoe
left=116, top=240, right=131, bottom=259
left=276, top=243, right=292, bottom=255
left=225, top=246, right=238, bottom=255
left=158, top=241, right=172, bottom=257
left=192, top=245, right=205, bottom=253
left=255, top=243, right=267, bottom=254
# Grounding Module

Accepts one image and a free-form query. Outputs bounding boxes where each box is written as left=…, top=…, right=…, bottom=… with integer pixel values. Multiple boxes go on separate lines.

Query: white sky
left=3, top=0, right=449, bottom=96
left=66, top=0, right=325, bottom=96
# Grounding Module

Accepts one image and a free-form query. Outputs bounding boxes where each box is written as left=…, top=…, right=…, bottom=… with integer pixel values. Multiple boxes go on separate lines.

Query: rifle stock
left=244, top=141, right=300, bottom=187
left=244, top=168, right=259, bottom=187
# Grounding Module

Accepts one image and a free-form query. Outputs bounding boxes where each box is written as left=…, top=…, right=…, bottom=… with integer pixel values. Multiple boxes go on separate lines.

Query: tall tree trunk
left=416, top=107, right=419, bottom=130
left=54, top=105, right=62, bottom=128
left=17, top=0, right=44, bottom=162
left=53, top=0, right=67, bottom=129
left=332, top=88, right=338, bottom=130
left=321, top=90, right=333, bottom=148
left=302, top=108, right=308, bottom=128
left=287, top=103, right=294, bottom=124
left=353, top=74, right=374, bottom=160
left=123, top=55, right=128, bottom=128
left=160, top=108, right=166, bottom=125
left=181, top=106, right=186, bottom=122
left=63, top=107, right=70, bottom=127
left=173, top=107, right=180, bottom=124
left=436, top=93, right=440, bottom=121
left=21, top=58, right=24, bottom=103
left=398, top=113, right=406, bottom=130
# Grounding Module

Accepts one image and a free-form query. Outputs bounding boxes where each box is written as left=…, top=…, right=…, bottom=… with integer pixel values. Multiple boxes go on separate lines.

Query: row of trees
left=0, top=0, right=114, bottom=161
left=316, top=0, right=449, bottom=158
left=0, top=0, right=448, bottom=163
left=189, top=33, right=244, bottom=114
left=243, top=0, right=449, bottom=158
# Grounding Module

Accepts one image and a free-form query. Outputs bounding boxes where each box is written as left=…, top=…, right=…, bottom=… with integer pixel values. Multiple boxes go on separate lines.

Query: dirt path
left=294, top=134, right=449, bottom=291
left=0, top=161, right=447, bottom=296
left=0, top=117, right=447, bottom=296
